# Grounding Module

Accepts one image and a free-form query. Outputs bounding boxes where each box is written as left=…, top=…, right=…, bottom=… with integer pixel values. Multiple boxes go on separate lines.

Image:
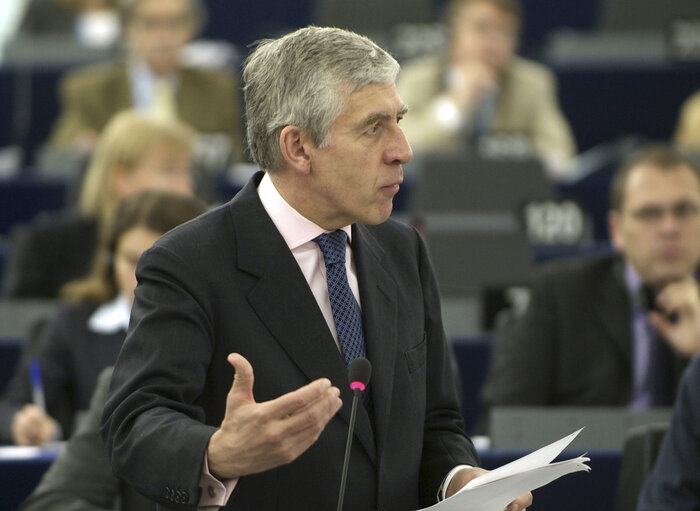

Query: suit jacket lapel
left=352, top=224, right=398, bottom=464
left=592, top=258, right=632, bottom=367
left=112, top=62, right=133, bottom=111
left=230, top=175, right=377, bottom=463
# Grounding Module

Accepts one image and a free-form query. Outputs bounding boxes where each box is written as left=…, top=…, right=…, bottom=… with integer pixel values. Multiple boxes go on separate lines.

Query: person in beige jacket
left=49, top=0, right=244, bottom=163
left=398, top=0, right=576, bottom=175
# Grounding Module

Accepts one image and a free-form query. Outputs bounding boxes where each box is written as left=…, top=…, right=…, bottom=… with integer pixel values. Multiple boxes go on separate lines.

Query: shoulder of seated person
left=535, top=253, right=620, bottom=285
left=508, top=56, right=556, bottom=84
left=62, top=61, right=124, bottom=88
left=179, top=65, right=239, bottom=87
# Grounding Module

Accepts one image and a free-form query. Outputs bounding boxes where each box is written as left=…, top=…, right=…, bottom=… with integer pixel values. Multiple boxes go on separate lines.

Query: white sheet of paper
left=416, top=428, right=590, bottom=511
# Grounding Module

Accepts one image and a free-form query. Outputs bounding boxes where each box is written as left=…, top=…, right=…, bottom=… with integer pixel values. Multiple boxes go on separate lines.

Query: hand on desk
left=207, top=353, right=343, bottom=480
left=649, top=276, right=700, bottom=356
left=11, top=404, right=59, bottom=446
left=446, top=467, right=533, bottom=511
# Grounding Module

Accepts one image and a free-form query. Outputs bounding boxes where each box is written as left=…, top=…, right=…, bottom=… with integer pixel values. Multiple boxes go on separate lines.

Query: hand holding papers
left=419, top=428, right=590, bottom=511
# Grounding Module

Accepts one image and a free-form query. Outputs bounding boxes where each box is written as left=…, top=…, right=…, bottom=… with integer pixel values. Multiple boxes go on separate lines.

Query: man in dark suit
left=48, top=0, right=243, bottom=163
left=101, top=26, right=532, bottom=510
left=483, top=145, right=700, bottom=408
left=636, top=355, right=700, bottom=510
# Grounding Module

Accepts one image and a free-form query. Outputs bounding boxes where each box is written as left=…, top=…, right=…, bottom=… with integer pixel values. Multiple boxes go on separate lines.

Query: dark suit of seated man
left=637, top=354, right=700, bottom=510
left=483, top=145, right=700, bottom=409
left=100, top=26, right=532, bottom=511
left=20, top=367, right=155, bottom=511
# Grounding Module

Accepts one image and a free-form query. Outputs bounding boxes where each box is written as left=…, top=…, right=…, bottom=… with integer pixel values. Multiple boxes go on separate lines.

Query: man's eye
left=367, top=124, right=379, bottom=135
left=635, top=208, right=662, bottom=222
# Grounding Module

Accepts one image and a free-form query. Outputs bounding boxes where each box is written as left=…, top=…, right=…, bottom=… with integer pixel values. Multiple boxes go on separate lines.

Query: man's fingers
left=506, top=491, right=533, bottom=511
left=273, top=386, right=342, bottom=437
left=648, top=310, right=673, bottom=335
left=266, top=377, right=337, bottom=418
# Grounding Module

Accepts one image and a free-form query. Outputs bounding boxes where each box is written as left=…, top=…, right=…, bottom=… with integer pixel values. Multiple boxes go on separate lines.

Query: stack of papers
left=419, top=428, right=591, bottom=511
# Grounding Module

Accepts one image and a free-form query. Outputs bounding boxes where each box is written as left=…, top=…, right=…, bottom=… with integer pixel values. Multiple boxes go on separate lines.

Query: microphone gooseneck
left=336, top=357, right=372, bottom=511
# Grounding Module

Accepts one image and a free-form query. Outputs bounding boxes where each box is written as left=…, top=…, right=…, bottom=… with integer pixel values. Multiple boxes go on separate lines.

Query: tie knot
left=314, top=230, right=348, bottom=266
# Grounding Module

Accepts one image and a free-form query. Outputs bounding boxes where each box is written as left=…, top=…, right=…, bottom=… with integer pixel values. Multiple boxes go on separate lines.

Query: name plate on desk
left=489, top=407, right=672, bottom=450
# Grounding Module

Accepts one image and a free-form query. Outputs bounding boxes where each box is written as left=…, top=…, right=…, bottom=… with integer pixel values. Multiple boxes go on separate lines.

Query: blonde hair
left=78, top=110, right=195, bottom=224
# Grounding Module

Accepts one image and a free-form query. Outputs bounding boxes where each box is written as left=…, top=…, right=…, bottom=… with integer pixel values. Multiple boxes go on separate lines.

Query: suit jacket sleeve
left=637, top=356, right=700, bottom=511
left=526, top=67, right=577, bottom=162
left=20, top=368, right=122, bottom=511
left=100, top=243, right=218, bottom=510
left=414, top=227, right=481, bottom=501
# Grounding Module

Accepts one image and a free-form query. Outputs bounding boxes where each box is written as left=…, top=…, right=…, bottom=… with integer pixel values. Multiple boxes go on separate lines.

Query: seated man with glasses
left=483, top=144, right=700, bottom=409
left=48, top=0, right=244, bottom=165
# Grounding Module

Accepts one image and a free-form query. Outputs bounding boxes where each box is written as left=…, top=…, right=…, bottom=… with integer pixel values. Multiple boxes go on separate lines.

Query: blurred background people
left=2, top=110, right=196, bottom=298
left=397, top=0, right=577, bottom=178
left=19, top=366, right=155, bottom=510
left=19, top=0, right=120, bottom=47
left=47, top=0, right=244, bottom=166
left=636, top=354, right=700, bottom=511
left=483, top=145, right=700, bottom=409
left=0, top=190, right=207, bottom=445
left=673, top=89, right=700, bottom=153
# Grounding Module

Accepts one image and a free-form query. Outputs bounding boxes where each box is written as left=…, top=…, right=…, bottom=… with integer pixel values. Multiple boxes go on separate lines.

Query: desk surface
left=0, top=444, right=620, bottom=511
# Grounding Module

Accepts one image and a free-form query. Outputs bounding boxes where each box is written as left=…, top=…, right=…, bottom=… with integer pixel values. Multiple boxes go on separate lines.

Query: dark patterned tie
left=314, top=230, right=372, bottom=412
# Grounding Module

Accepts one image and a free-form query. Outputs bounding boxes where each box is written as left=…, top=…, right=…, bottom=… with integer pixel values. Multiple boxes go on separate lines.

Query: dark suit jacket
left=20, top=367, right=155, bottom=511
left=1, top=211, right=97, bottom=298
left=49, top=60, right=244, bottom=162
left=0, top=301, right=125, bottom=442
left=637, top=355, right=700, bottom=511
left=101, top=172, right=478, bottom=510
left=483, top=255, right=688, bottom=406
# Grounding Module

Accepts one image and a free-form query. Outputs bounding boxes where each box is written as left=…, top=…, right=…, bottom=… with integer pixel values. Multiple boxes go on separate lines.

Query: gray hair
left=243, top=26, right=400, bottom=171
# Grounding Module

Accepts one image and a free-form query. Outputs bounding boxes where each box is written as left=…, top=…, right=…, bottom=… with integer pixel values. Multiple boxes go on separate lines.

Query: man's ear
left=279, top=125, right=313, bottom=175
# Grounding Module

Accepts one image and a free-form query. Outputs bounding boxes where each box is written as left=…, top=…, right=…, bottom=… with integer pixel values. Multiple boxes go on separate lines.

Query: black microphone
left=336, top=357, right=372, bottom=511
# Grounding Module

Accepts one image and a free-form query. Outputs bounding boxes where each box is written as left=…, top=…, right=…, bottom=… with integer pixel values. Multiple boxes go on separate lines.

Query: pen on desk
left=29, top=358, right=46, bottom=411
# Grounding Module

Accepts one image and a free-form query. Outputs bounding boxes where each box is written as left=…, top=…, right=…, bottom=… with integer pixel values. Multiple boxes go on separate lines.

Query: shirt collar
left=624, top=261, right=644, bottom=295
left=257, top=172, right=352, bottom=250
left=88, top=294, right=131, bottom=334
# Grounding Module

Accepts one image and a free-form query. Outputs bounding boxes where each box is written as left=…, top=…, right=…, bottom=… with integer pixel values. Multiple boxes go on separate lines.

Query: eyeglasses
left=132, top=14, right=191, bottom=31
left=629, top=201, right=700, bottom=224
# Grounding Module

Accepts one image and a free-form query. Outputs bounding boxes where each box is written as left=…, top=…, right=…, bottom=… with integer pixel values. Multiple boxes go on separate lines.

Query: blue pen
left=29, top=358, right=46, bottom=411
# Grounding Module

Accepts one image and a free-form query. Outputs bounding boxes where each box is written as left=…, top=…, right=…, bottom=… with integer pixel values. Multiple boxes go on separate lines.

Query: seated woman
left=2, top=110, right=196, bottom=298
left=0, top=190, right=207, bottom=445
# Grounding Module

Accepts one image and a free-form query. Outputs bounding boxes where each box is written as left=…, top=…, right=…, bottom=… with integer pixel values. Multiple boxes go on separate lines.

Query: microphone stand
left=336, top=387, right=361, bottom=511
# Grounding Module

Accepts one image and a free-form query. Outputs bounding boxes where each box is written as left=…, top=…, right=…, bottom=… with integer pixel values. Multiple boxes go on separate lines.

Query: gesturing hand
left=649, top=276, right=700, bottom=356
left=206, top=353, right=343, bottom=480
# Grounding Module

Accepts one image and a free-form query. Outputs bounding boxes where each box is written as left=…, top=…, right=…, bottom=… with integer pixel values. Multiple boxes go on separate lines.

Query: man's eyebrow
left=358, top=105, right=409, bottom=129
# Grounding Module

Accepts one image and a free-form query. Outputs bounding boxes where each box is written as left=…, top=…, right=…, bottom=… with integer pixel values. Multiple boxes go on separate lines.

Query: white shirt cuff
left=439, top=464, right=473, bottom=501
left=197, top=452, right=238, bottom=508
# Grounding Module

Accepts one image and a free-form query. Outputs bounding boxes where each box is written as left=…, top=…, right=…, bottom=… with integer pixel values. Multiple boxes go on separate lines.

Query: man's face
left=302, top=82, right=412, bottom=230
left=609, top=163, right=700, bottom=287
left=450, top=1, right=518, bottom=73
left=126, top=0, right=195, bottom=75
